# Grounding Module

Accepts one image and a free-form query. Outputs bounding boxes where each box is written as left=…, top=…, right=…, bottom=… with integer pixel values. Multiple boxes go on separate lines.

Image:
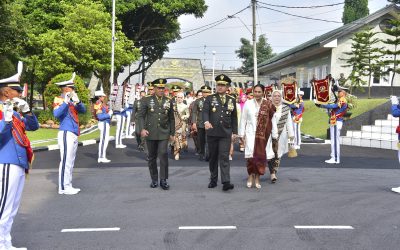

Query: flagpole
left=110, top=0, right=116, bottom=109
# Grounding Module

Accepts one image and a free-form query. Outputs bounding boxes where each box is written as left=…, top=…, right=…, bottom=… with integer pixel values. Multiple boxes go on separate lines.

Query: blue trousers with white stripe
left=58, top=130, right=78, bottom=191
left=329, top=121, right=343, bottom=162
left=0, top=164, right=25, bottom=249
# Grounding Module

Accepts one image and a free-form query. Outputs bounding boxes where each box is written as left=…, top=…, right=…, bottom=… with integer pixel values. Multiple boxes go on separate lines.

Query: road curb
left=33, top=136, right=116, bottom=152
left=32, top=133, right=325, bottom=153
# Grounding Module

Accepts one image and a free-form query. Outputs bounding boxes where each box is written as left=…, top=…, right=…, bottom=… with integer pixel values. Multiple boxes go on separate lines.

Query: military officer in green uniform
left=203, top=74, right=238, bottom=191
left=138, top=79, right=175, bottom=190
left=192, top=85, right=212, bottom=161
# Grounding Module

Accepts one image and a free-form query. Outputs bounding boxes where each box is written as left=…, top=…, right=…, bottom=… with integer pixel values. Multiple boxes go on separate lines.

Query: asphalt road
left=11, top=139, right=400, bottom=250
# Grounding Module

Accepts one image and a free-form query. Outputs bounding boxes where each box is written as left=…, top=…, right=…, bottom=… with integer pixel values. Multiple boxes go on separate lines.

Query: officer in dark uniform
left=203, top=74, right=238, bottom=191
left=133, top=90, right=146, bottom=151
left=138, top=78, right=175, bottom=190
left=192, top=85, right=212, bottom=161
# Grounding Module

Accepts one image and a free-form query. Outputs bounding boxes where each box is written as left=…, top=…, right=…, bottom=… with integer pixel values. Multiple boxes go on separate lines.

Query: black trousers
left=197, top=128, right=206, bottom=156
left=146, top=139, right=169, bottom=181
left=207, top=135, right=231, bottom=184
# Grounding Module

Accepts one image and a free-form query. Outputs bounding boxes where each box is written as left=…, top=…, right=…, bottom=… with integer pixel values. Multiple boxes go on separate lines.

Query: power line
left=259, top=6, right=342, bottom=24
left=257, top=1, right=344, bottom=9
left=180, top=5, right=250, bottom=34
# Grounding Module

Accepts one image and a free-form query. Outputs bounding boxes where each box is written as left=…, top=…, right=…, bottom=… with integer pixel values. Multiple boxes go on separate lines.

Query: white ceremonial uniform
left=267, top=104, right=294, bottom=159
left=53, top=91, right=86, bottom=194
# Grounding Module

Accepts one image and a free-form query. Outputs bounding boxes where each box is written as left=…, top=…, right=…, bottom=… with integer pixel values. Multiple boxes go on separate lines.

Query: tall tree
left=382, top=19, right=400, bottom=95
left=101, top=0, right=208, bottom=82
left=0, top=0, right=26, bottom=76
left=342, top=0, right=369, bottom=24
left=342, top=28, right=382, bottom=98
left=235, top=34, right=275, bottom=73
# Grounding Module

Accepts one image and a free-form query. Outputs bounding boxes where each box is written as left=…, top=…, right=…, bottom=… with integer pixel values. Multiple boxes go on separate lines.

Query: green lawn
left=28, top=125, right=117, bottom=148
left=302, top=98, right=388, bottom=139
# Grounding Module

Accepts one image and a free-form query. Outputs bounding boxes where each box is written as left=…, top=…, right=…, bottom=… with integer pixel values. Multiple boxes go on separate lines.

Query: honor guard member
left=192, top=85, right=212, bottom=161
left=138, top=78, right=175, bottom=190
left=289, top=90, right=305, bottom=149
left=93, top=90, right=112, bottom=163
left=53, top=72, right=86, bottom=195
left=0, top=61, right=38, bottom=250
left=124, top=99, right=135, bottom=139
left=319, top=86, right=348, bottom=164
left=114, top=105, right=127, bottom=149
left=203, top=74, right=238, bottom=191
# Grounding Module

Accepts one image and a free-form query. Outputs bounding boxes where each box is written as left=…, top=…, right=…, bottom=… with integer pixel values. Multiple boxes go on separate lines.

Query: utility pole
left=252, top=0, right=258, bottom=86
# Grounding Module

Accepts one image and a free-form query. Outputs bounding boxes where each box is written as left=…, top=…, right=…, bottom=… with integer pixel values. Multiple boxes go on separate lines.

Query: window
left=307, top=69, right=313, bottom=87
left=314, top=67, right=320, bottom=79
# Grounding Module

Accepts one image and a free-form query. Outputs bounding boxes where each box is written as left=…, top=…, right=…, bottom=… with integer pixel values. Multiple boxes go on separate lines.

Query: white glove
left=13, top=97, right=30, bottom=113
left=120, top=108, right=124, bottom=112
left=3, top=101, right=14, bottom=122
left=64, top=92, right=72, bottom=104
left=71, top=92, right=80, bottom=103
left=108, top=110, right=113, bottom=116
left=391, top=96, right=399, bottom=105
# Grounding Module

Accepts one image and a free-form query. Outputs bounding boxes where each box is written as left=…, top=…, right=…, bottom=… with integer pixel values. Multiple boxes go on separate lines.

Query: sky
left=164, top=0, right=389, bottom=70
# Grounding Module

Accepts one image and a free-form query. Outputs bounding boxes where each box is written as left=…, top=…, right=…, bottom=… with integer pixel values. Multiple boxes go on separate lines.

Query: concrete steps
left=342, top=114, right=399, bottom=150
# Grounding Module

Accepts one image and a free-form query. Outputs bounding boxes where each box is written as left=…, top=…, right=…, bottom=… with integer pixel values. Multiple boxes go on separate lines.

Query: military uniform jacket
left=191, top=97, right=205, bottom=128
left=53, top=95, right=86, bottom=135
left=203, top=94, right=238, bottom=137
left=138, top=95, right=175, bottom=140
left=0, top=102, right=39, bottom=169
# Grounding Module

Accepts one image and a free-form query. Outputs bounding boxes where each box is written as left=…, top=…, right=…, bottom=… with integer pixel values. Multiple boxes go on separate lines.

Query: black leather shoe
left=222, top=182, right=234, bottom=191
left=150, top=180, right=158, bottom=188
left=160, top=179, right=170, bottom=190
left=208, top=181, right=217, bottom=188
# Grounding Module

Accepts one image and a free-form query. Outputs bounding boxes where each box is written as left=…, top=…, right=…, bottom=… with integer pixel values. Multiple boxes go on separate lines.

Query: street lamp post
left=212, top=51, right=216, bottom=93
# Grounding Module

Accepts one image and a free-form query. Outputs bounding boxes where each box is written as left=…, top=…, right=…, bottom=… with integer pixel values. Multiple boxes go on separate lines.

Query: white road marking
left=61, top=227, right=120, bottom=232
left=179, top=226, right=237, bottom=230
left=294, top=225, right=354, bottom=229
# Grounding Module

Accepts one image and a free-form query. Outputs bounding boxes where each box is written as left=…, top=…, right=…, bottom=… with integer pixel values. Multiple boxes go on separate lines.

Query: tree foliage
left=235, top=34, right=275, bottom=73
left=341, top=28, right=383, bottom=98
left=382, top=19, right=400, bottom=95
left=21, top=0, right=140, bottom=96
left=0, top=1, right=26, bottom=75
left=101, top=0, right=208, bottom=82
left=342, top=0, right=369, bottom=24
left=388, top=0, right=400, bottom=4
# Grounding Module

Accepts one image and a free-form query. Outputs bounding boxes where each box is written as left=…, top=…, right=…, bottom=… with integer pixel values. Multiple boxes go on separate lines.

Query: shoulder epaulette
left=227, top=94, right=235, bottom=99
left=93, top=103, right=101, bottom=110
